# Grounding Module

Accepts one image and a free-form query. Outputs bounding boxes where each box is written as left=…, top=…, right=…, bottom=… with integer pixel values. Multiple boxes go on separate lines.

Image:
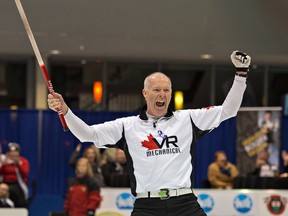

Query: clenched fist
left=231, top=50, right=251, bottom=73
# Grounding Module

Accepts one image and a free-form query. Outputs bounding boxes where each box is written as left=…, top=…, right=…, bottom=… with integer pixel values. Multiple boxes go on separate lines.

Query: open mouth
left=156, top=101, right=165, bottom=107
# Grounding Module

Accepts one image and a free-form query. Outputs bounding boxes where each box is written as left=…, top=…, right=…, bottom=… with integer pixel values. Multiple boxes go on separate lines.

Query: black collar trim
left=139, top=105, right=173, bottom=120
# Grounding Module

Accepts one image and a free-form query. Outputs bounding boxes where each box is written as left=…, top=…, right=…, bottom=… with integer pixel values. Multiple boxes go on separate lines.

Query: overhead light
left=10, top=105, right=18, bottom=110
left=200, top=54, right=213, bottom=59
left=93, top=81, right=103, bottom=103
left=50, top=50, right=61, bottom=55
left=174, top=91, right=184, bottom=110
left=80, top=45, right=85, bottom=51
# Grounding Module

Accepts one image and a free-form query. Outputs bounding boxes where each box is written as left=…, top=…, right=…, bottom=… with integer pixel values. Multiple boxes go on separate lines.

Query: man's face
left=142, top=73, right=172, bottom=118
left=0, top=184, right=9, bottom=198
left=216, top=153, right=227, bottom=168
left=264, top=112, right=272, bottom=121
left=258, top=152, right=268, bottom=162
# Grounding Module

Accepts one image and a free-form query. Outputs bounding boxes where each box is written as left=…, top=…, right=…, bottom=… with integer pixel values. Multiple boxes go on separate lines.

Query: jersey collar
left=139, top=105, right=173, bottom=120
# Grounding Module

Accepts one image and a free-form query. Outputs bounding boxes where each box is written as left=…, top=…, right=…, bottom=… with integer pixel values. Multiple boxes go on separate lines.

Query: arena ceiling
left=1, top=0, right=288, bottom=66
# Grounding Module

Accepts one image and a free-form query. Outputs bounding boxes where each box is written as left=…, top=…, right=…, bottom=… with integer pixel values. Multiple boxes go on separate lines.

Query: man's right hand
left=47, top=92, right=68, bottom=115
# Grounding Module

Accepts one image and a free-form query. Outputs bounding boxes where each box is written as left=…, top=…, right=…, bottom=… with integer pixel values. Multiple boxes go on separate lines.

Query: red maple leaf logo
left=141, top=134, right=159, bottom=150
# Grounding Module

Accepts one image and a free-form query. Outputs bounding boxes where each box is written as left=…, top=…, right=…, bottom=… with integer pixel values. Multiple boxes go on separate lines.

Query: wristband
left=236, top=67, right=249, bottom=72
left=235, top=71, right=248, bottom=77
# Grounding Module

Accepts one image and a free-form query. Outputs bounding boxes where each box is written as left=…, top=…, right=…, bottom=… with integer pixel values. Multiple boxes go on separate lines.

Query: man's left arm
left=189, top=51, right=251, bottom=133
left=220, top=50, right=251, bottom=122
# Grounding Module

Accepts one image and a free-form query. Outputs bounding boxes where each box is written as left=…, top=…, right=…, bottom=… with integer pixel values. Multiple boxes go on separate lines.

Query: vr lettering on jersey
left=141, top=134, right=181, bottom=157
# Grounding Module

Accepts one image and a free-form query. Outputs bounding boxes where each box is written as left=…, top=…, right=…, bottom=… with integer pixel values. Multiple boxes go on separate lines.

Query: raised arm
left=220, top=50, right=251, bottom=122
left=47, top=93, right=97, bottom=143
left=189, top=51, right=251, bottom=132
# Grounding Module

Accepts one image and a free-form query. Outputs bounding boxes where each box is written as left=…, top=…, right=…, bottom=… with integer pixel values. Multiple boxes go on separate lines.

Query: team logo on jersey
left=264, top=195, right=287, bottom=215
left=141, top=134, right=181, bottom=157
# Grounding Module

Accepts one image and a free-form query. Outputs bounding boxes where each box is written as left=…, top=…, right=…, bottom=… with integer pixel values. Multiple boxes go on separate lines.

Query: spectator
left=0, top=183, right=14, bottom=208
left=208, top=151, right=239, bottom=189
left=70, top=144, right=105, bottom=187
left=280, top=150, right=288, bottom=178
left=64, top=157, right=101, bottom=216
left=101, top=149, right=130, bottom=187
left=100, top=148, right=117, bottom=165
left=0, top=143, right=29, bottom=208
left=0, top=143, right=6, bottom=182
left=251, top=150, right=278, bottom=177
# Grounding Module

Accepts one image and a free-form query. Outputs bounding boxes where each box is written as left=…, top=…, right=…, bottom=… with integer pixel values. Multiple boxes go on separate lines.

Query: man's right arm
left=48, top=92, right=98, bottom=143
left=47, top=92, right=125, bottom=148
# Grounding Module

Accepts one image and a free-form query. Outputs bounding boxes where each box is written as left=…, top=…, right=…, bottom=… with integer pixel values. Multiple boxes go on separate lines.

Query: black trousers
left=131, top=193, right=207, bottom=216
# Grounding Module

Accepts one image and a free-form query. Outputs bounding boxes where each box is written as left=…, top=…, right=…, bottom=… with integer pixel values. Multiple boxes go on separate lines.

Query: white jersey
left=65, top=75, right=246, bottom=195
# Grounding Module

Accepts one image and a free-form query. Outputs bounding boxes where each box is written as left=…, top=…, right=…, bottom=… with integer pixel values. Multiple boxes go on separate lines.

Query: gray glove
left=230, top=50, right=251, bottom=73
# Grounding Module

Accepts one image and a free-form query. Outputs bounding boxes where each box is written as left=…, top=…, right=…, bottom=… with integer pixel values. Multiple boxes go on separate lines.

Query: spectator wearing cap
left=0, top=143, right=29, bottom=207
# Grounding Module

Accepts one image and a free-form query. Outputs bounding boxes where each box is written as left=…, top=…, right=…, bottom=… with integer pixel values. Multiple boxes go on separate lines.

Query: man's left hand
left=231, top=50, right=251, bottom=72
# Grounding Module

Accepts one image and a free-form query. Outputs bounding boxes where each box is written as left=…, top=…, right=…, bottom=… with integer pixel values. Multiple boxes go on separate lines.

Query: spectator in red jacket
left=0, top=143, right=29, bottom=207
left=64, top=157, right=101, bottom=216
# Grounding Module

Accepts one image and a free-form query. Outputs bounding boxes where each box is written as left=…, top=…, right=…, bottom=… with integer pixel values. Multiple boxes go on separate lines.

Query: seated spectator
left=0, top=143, right=29, bottom=207
left=64, top=157, right=101, bottom=216
left=0, top=144, right=6, bottom=182
left=251, top=150, right=278, bottom=177
left=0, top=183, right=14, bottom=208
left=208, top=151, right=239, bottom=189
left=70, top=144, right=105, bottom=187
left=280, top=150, right=288, bottom=178
left=101, top=149, right=130, bottom=187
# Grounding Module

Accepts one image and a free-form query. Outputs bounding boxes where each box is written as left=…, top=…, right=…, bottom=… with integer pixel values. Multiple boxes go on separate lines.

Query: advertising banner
left=96, top=188, right=288, bottom=216
left=236, top=107, right=281, bottom=176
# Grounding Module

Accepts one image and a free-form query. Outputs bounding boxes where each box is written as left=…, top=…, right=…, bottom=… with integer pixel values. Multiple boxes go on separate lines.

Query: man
left=48, top=50, right=251, bottom=216
left=0, top=143, right=29, bottom=207
left=208, top=151, right=239, bottom=189
left=0, top=183, right=14, bottom=208
left=250, top=150, right=278, bottom=177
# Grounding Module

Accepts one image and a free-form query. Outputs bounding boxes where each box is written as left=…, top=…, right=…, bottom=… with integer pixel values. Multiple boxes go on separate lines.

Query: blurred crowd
left=1, top=141, right=287, bottom=215
left=63, top=143, right=129, bottom=216
left=207, top=149, right=288, bottom=189
left=0, top=143, right=29, bottom=208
